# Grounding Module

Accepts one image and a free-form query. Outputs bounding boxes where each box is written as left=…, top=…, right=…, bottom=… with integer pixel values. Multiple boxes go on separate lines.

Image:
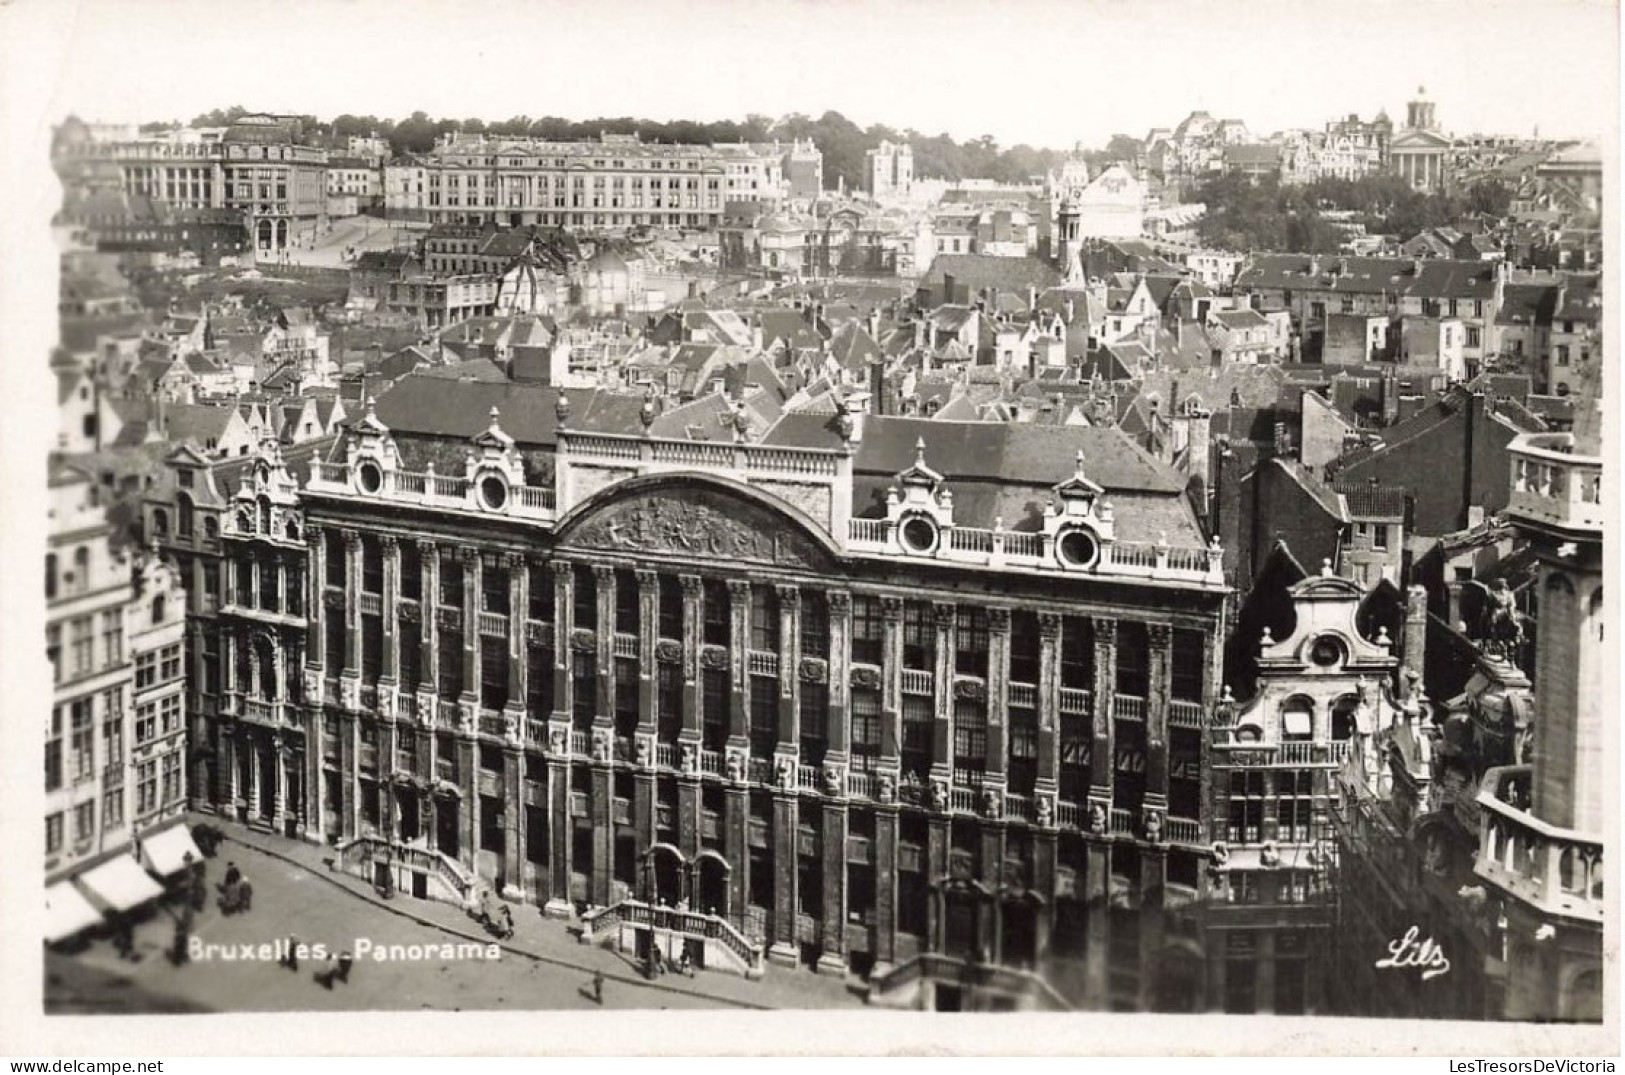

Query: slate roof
left=1235, top=255, right=1500, bottom=301
left=920, top=254, right=1063, bottom=297
left=1333, top=481, right=1409, bottom=519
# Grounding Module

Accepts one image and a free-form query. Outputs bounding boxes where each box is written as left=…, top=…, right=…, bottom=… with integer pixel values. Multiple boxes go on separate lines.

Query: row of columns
left=298, top=527, right=1218, bottom=981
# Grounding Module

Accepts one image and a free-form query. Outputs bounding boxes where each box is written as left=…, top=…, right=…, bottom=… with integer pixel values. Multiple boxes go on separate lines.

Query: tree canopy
left=179, top=106, right=1114, bottom=190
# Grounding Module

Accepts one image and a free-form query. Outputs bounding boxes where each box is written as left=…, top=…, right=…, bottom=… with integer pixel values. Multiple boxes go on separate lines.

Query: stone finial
left=1260, top=626, right=1274, bottom=647
left=1322, top=558, right=1334, bottom=577
left=640, top=385, right=657, bottom=432
left=914, top=436, right=928, bottom=470
left=555, top=392, right=571, bottom=427
left=488, top=405, right=502, bottom=433
left=1074, top=449, right=1087, bottom=481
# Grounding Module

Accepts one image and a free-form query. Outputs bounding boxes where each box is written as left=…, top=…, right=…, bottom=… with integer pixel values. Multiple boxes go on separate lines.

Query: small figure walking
left=337, top=949, right=354, bottom=984
left=282, top=935, right=300, bottom=971
left=171, top=907, right=192, bottom=966
left=591, top=969, right=604, bottom=1005
left=223, top=861, right=242, bottom=889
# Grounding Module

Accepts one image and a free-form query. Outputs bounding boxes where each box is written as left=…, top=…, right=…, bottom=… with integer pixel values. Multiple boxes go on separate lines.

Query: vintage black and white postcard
left=0, top=0, right=1617, bottom=1059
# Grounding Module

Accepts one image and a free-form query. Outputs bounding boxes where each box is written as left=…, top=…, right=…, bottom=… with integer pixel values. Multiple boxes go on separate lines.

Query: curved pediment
left=553, top=472, right=842, bottom=568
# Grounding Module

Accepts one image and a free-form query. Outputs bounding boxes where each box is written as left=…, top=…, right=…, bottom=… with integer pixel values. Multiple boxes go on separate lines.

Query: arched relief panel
left=554, top=473, right=841, bottom=571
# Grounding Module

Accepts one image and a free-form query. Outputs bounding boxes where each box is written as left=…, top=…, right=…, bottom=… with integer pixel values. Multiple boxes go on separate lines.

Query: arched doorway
left=693, top=849, right=731, bottom=918
left=641, top=842, right=687, bottom=906
left=256, top=219, right=274, bottom=250
left=1000, top=891, right=1044, bottom=970
left=934, top=877, right=993, bottom=962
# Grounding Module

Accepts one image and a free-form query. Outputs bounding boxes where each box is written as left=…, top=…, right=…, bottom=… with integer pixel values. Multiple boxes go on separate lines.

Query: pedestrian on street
left=223, top=861, right=242, bottom=889
left=171, top=911, right=191, bottom=967
left=337, top=949, right=354, bottom=984
left=591, top=969, right=604, bottom=1005
left=318, top=950, right=339, bottom=990
left=283, top=935, right=300, bottom=971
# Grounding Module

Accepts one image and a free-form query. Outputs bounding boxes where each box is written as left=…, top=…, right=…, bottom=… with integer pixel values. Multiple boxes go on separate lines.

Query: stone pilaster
left=1145, top=623, right=1172, bottom=812
left=985, top=606, right=1010, bottom=785
left=593, top=563, right=615, bottom=731
left=873, top=804, right=900, bottom=975
left=505, top=552, right=527, bottom=706
left=544, top=753, right=572, bottom=917
left=931, top=602, right=955, bottom=776
left=502, top=745, right=524, bottom=899
left=680, top=575, right=703, bottom=740
left=776, top=584, right=800, bottom=749
left=879, top=597, right=904, bottom=761
left=818, top=800, right=849, bottom=973
left=826, top=591, right=852, bottom=761
left=1036, top=612, right=1062, bottom=794
left=342, top=530, right=362, bottom=677
left=550, top=561, right=574, bottom=723
left=1090, top=617, right=1117, bottom=808
left=380, top=536, right=399, bottom=687
left=726, top=580, right=750, bottom=746
left=768, top=791, right=799, bottom=965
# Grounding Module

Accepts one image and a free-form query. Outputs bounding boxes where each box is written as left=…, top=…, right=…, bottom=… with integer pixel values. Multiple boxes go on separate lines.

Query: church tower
left=1405, top=86, right=1438, bottom=131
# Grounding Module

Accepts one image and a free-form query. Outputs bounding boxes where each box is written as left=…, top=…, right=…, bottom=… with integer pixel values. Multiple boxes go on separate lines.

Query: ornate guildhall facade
left=153, top=373, right=1234, bottom=1009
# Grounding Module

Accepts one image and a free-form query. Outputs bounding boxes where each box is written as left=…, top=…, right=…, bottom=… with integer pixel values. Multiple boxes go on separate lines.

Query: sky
left=3, top=0, right=1618, bottom=149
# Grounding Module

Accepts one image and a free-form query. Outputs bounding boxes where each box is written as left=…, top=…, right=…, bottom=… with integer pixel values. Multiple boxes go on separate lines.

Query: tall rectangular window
left=572, top=654, right=596, bottom=729
left=1171, top=628, right=1205, bottom=702
left=71, top=617, right=94, bottom=677
left=702, top=580, right=729, bottom=647
left=702, top=668, right=728, bottom=751
left=437, top=631, right=463, bottom=700
left=101, top=611, right=124, bottom=669
left=615, top=570, right=640, bottom=635
left=361, top=535, right=383, bottom=595
left=480, top=636, right=507, bottom=711
left=572, top=567, right=597, bottom=630
left=657, top=663, right=682, bottom=741
left=1062, top=617, right=1094, bottom=689
left=952, top=698, right=986, bottom=783
left=528, top=563, right=551, bottom=621
left=658, top=576, right=683, bottom=639
left=400, top=541, right=422, bottom=601
left=1009, top=707, right=1039, bottom=792
left=749, top=675, right=777, bottom=756
left=800, top=592, right=829, bottom=659
left=45, top=707, right=63, bottom=792
left=1009, top=611, right=1040, bottom=685
left=850, top=688, right=881, bottom=771
left=902, top=604, right=934, bottom=671
left=614, top=659, right=638, bottom=740
left=750, top=587, right=779, bottom=652
left=439, top=556, right=464, bottom=607
left=1115, top=621, right=1149, bottom=698
left=901, top=695, right=933, bottom=779
left=325, top=531, right=345, bottom=588
left=799, top=682, right=827, bottom=765
left=954, top=607, right=988, bottom=677
left=850, top=595, right=883, bottom=666
left=70, top=698, right=94, bottom=781
left=482, top=559, right=509, bottom=615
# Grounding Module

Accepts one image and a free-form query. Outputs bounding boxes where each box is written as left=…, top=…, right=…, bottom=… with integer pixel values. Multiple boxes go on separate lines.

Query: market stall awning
left=138, top=824, right=203, bottom=877
left=74, top=853, right=165, bottom=913
left=45, top=881, right=104, bottom=943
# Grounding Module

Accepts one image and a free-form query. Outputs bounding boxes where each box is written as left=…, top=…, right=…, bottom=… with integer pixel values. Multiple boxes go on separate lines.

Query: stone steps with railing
left=578, top=898, right=767, bottom=979
left=334, top=834, right=476, bottom=908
